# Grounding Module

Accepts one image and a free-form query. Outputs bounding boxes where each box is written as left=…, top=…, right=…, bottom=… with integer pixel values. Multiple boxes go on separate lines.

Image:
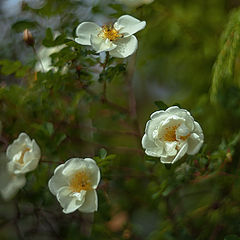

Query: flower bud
left=23, top=29, right=34, bottom=46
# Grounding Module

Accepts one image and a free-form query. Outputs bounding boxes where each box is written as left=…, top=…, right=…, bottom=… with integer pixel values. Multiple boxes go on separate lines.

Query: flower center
left=18, top=147, right=30, bottom=164
left=162, top=125, right=179, bottom=142
left=69, top=171, right=92, bottom=193
left=101, top=25, right=123, bottom=41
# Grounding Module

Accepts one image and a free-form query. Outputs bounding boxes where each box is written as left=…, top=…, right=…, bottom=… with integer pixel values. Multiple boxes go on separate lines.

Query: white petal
left=160, top=156, right=175, bottom=164
left=90, top=34, right=117, bottom=53
left=84, top=158, right=100, bottom=189
left=114, top=15, right=146, bottom=37
left=78, top=190, right=98, bottom=213
left=48, top=164, right=67, bottom=196
left=15, top=140, right=41, bottom=174
left=187, top=133, right=203, bottom=155
left=0, top=174, right=26, bottom=201
left=160, top=143, right=188, bottom=164
left=110, top=35, right=138, bottom=58
left=150, top=110, right=165, bottom=119
left=57, top=187, right=85, bottom=214
left=75, top=22, right=101, bottom=45
left=142, top=134, right=163, bottom=157
left=187, top=121, right=203, bottom=155
left=164, top=142, right=178, bottom=156
left=6, top=133, right=30, bottom=160
left=166, top=107, right=194, bottom=131
left=62, top=158, right=85, bottom=176
left=176, top=123, right=190, bottom=140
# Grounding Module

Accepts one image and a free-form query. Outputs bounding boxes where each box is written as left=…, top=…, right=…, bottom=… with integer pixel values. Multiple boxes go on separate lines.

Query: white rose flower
left=142, top=106, right=204, bottom=164
left=0, top=154, right=26, bottom=200
left=7, top=133, right=41, bottom=175
left=75, top=15, right=146, bottom=58
left=118, top=0, right=154, bottom=8
left=48, top=158, right=100, bottom=214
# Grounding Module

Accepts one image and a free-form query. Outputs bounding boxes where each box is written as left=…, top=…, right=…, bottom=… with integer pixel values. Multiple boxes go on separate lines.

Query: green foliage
left=210, top=8, right=240, bottom=103
left=12, top=20, right=39, bottom=32
left=1, top=0, right=240, bottom=240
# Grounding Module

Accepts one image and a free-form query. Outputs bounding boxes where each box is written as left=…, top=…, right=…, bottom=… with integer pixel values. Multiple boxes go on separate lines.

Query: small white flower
left=48, top=158, right=100, bottom=214
left=142, top=106, right=204, bottom=164
left=0, top=154, right=26, bottom=200
left=75, top=15, right=146, bottom=58
left=118, top=0, right=154, bottom=8
left=7, top=133, right=41, bottom=175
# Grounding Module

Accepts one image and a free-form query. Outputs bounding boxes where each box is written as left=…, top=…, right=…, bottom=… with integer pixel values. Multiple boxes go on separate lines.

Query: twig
left=32, top=46, right=45, bottom=72
left=102, top=52, right=110, bottom=100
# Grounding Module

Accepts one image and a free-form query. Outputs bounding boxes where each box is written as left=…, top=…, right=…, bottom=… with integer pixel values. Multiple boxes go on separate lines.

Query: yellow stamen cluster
left=162, top=125, right=179, bottom=142
left=161, top=124, right=191, bottom=142
left=70, top=171, right=92, bottom=193
left=18, top=147, right=30, bottom=164
left=102, top=25, right=122, bottom=41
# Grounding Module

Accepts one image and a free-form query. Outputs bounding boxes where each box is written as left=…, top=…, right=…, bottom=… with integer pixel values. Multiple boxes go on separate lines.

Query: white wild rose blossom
left=7, top=133, right=41, bottom=175
left=142, top=106, right=204, bottom=164
left=118, top=0, right=154, bottom=8
left=75, top=15, right=146, bottom=58
left=0, top=154, right=26, bottom=200
left=48, top=158, right=100, bottom=214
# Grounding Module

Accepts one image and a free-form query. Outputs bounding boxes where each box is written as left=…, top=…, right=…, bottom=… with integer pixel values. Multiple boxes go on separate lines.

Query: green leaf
left=210, top=8, right=240, bottom=103
left=12, top=20, right=39, bottom=32
left=224, top=235, right=240, bottom=240
left=45, top=122, right=54, bottom=136
left=154, top=100, right=168, bottom=110
left=56, top=134, right=67, bottom=146
left=0, top=60, right=22, bottom=75
left=99, top=148, right=107, bottom=159
left=99, top=64, right=126, bottom=83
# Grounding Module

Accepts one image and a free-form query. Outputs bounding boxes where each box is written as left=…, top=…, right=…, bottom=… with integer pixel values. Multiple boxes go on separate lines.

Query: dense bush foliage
left=1, top=0, right=240, bottom=239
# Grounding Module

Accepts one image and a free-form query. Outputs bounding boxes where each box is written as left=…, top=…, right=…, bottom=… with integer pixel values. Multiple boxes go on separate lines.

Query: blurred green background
left=1, top=0, right=240, bottom=239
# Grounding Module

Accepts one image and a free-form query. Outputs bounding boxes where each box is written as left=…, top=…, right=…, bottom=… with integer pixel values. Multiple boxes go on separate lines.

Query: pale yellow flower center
left=161, top=124, right=190, bottom=142
left=18, top=147, right=30, bottom=164
left=102, top=25, right=123, bottom=41
left=69, top=171, right=92, bottom=192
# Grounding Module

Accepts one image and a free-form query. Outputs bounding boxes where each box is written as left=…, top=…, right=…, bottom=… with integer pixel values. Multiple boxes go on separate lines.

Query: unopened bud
left=23, top=29, right=34, bottom=46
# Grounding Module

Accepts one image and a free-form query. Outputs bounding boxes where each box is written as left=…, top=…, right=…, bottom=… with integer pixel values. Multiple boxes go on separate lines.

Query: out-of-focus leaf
left=99, top=148, right=107, bottom=159
left=12, top=20, right=39, bottom=32
left=0, top=60, right=22, bottom=75
left=154, top=100, right=168, bottom=110
left=224, top=235, right=240, bottom=240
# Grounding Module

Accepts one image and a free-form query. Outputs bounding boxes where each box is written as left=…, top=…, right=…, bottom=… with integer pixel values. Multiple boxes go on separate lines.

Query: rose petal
left=75, top=22, right=102, bottom=45
left=109, top=35, right=138, bottom=58
left=142, top=134, right=163, bottom=157
left=48, top=164, right=67, bottom=196
left=78, top=190, right=98, bottom=213
left=57, top=187, right=85, bottom=214
left=90, top=35, right=117, bottom=53
left=114, top=15, right=146, bottom=37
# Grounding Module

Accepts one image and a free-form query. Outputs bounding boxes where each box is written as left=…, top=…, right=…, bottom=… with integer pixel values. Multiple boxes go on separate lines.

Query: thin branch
left=102, top=52, right=110, bottom=100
